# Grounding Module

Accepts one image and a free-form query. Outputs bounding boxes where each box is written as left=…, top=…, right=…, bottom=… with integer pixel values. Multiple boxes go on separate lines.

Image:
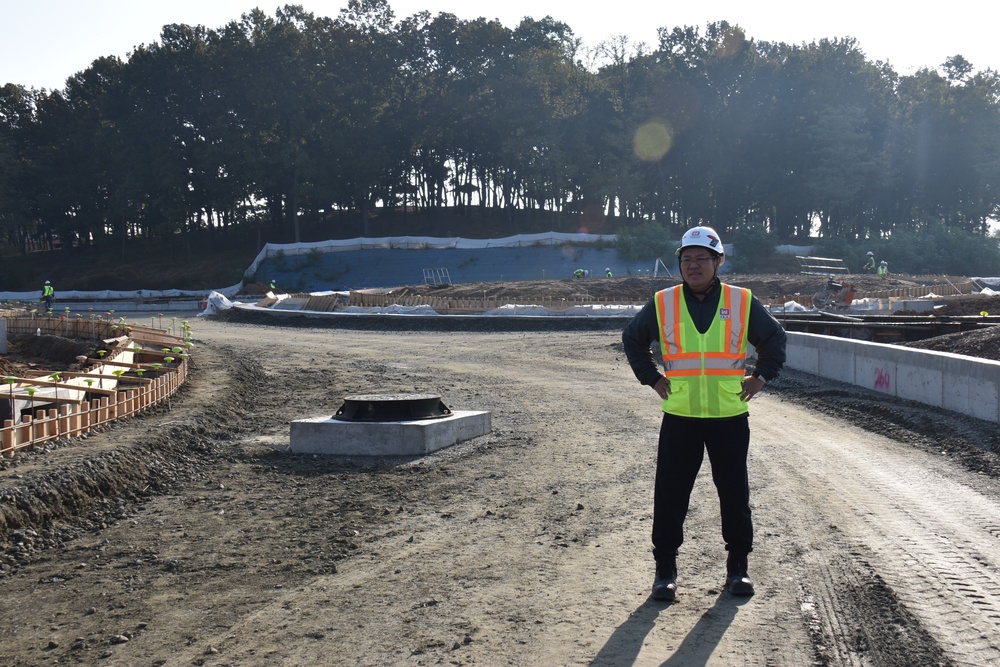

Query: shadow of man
left=590, top=591, right=749, bottom=666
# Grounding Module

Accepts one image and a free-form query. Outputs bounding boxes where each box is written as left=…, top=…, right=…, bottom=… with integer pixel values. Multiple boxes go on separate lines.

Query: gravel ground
left=0, top=277, right=1000, bottom=666
left=1, top=278, right=999, bottom=666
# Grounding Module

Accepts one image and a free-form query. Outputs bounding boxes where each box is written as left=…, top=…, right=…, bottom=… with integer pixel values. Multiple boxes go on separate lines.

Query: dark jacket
left=622, top=278, right=787, bottom=388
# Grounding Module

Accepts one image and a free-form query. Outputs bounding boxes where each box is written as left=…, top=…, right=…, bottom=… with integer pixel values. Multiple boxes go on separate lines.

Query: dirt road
left=2, top=315, right=1000, bottom=666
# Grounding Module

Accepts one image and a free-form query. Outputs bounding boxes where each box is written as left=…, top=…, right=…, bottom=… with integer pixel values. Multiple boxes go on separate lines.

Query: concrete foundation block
left=290, top=410, right=491, bottom=456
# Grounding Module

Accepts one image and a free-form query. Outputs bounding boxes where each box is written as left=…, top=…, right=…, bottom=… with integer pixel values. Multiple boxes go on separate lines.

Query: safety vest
left=42, top=285, right=54, bottom=297
left=653, top=284, right=752, bottom=417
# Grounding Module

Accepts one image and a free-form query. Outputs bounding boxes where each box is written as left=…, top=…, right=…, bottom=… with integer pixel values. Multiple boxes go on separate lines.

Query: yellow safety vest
left=43, top=285, right=54, bottom=297
left=653, top=284, right=752, bottom=417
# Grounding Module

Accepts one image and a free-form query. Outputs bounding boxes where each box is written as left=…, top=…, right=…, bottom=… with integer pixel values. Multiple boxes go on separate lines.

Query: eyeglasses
left=680, top=256, right=716, bottom=266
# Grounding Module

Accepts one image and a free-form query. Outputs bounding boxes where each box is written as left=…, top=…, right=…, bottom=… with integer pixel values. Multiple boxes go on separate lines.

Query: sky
left=2, top=1, right=998, bottom=91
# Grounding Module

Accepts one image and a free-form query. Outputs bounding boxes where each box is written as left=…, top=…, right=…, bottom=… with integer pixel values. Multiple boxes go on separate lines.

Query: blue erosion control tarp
left=258, top=245, right=666, bottom=291
left=0, top=233, right=753, bottom=301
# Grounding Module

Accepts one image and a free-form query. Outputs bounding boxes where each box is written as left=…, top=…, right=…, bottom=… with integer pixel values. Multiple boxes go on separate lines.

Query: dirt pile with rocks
left=389, top=272, right=977, bottom=304
left=390, top=273, right=1000, bottom=360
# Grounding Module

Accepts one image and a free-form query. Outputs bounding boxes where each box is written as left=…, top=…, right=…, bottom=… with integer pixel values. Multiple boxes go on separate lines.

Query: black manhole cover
left=333, top=393, right=452, bottom=422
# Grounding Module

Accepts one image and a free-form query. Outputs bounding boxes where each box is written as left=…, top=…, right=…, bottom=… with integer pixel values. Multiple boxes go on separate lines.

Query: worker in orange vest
left=622, top=225, right=787, bottom=601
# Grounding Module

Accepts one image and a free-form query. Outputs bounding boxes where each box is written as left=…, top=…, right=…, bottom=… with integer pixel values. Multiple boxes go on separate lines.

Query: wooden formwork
left=303, top=294, right=344, bottom=312
left=5, top=313, right=193, bottom=340
left=267, top=283, right=979, bottom=315
left=1, top=314, right=190, bottom=458
left=346, top=291, right=647, bottom=314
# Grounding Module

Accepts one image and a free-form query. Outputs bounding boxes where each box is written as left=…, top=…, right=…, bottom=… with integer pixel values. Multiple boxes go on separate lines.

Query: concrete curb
left=786, top=331, right=1000, bottom=423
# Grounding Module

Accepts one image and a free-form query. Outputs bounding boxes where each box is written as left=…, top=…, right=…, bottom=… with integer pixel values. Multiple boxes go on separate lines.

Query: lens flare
left=633, top=120, right=673, bottom=162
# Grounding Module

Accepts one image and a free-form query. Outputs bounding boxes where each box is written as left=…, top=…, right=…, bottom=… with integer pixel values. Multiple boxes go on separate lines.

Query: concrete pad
left=290, top=410, right=491, bottom=456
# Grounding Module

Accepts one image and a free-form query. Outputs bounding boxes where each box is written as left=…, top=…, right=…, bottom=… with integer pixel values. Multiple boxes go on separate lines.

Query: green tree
left=0, top=84, right=40, bottom=250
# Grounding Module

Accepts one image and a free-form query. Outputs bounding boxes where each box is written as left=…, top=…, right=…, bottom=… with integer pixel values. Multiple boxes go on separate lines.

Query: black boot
left=726, top=553, right=755, bottom=596
left=652, top=557, right=677, bottom=601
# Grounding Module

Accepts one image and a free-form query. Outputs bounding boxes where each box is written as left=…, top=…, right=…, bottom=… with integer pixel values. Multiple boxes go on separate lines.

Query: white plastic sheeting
left=204, top=290, right=643, bottom=318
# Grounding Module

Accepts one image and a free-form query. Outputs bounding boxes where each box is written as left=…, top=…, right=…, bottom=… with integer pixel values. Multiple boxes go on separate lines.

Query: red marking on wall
left=874, top=367, right=891, bottom=390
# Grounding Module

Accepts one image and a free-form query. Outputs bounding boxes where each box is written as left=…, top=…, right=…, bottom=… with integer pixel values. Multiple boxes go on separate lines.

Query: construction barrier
left=1, top=313, right=191, bottom=457
left=4, top=311, right=191, bottom=339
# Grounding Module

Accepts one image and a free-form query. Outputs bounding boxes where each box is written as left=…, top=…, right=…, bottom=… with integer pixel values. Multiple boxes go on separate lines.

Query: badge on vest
left=720, top=308, right=731, bottom=320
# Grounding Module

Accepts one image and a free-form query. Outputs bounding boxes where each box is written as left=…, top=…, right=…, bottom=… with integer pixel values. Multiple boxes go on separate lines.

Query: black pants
left=652, top=412, right=753, bottom=564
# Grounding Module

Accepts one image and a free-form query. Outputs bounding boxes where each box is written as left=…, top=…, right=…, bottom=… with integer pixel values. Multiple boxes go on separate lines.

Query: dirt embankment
left=389, top=273, right=1000, bottom=360
left=389, top=272, right=980, bottom=304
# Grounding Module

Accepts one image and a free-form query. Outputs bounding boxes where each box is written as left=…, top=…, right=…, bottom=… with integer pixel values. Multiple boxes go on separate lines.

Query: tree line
left=1, top=0, right=998, bottom=267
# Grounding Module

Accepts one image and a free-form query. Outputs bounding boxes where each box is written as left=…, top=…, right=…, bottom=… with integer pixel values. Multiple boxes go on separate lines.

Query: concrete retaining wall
left=785, top=332, right=1000, bottom=423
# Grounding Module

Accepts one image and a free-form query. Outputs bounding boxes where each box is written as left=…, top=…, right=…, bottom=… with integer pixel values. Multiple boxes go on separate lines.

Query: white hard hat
left=676, top=226, right=725, bottom=266
left=880, top=260, right=887, bottom=265
left=866, top=251, right=874, bottom=256
left=45, top=280, right=50, bottom=284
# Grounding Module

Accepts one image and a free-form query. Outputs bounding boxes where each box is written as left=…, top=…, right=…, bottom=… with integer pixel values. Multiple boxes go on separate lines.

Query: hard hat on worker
left=675, top=226, right=725, bottom=266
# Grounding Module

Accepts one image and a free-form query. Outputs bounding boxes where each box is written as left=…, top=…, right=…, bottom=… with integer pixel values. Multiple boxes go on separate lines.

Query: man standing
left=41, top=280, right=55, bottom=312
left=622, top=226, right=786, bottom=601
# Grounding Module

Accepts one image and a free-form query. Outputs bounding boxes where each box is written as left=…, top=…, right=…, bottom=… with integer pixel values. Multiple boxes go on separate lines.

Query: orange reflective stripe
left=702, top=368, right=746, bottom=376
left=666, top=367, right=748, bottom=376
left=655, top=290, right=681, bottom=357
left=726, top=287, right=749, bottom=354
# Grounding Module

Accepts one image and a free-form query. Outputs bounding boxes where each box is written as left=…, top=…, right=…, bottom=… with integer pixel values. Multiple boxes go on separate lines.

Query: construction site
left=1, top=241, right=1000, bottom=665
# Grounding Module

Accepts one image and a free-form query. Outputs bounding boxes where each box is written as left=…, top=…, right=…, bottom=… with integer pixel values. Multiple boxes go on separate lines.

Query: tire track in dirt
left=751, top=399, right=1000, bottom=666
